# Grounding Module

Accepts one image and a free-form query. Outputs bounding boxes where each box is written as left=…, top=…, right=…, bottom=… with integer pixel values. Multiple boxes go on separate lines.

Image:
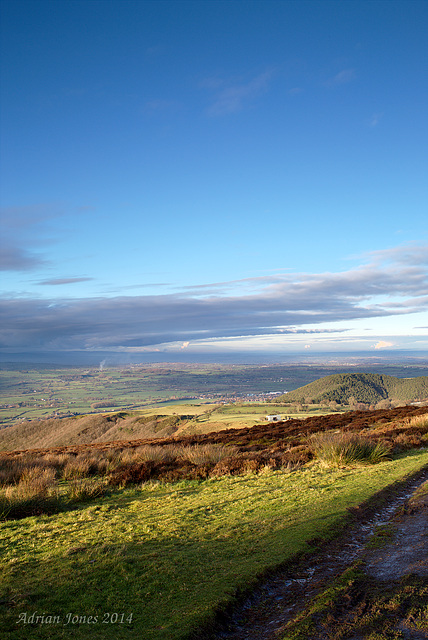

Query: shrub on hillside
left=91, top=402, right=118, bottom=409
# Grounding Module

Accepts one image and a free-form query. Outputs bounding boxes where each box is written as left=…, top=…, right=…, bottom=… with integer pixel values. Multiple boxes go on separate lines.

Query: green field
left=132, top=402, right=335, bottom=436
left=1, top=449, right=428, bottom=639
left=0, top=367, right=165, bottom=423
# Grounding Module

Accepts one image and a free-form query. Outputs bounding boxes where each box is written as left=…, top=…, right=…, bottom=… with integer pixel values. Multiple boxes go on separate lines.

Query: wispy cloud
left=367, top=244, right=428, bottom=267
left=117, top=283, right=172, bottom=290
left=203, top=70, right=273, bottom=116
left=325, top=68, right=356, bottom=86
left=37, top=277, right=94, bottom=286
left=369, top=112, right=383, bottom=127
left=144, top=99, right=182, bottom=113
left=0, top=204, right=63, bottom=272
left=0, top=244, right=427, bottom=352
left=0, top=244, right=48, bottom=272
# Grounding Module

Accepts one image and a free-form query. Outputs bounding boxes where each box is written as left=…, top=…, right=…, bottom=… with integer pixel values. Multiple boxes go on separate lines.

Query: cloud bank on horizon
left=1, top=244, right=427, bottom=354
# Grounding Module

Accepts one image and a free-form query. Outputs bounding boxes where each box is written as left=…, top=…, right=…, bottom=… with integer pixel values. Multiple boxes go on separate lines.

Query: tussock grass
left=1, top=406, right=427, bottom=518
left=62, top=452, right=109, bottom=479
left=63, top=458, right=92, bottom=479
left=0, top=457, right=26, bottom=485
left=310, top=432, right=391, bottom=467
left=0, top=452, right=73, bottom=484
left=0, top=473, right=108, bottom=520
left=66, top=477, right=108, bottom=502
left=0, top=493, right=62, bottom=520
left=107, top=444, right=296, bottom=487
left=0, top=444, right=242, bottom=518
left=0, top=455, right=111, bottom=519
left=133, top=443, right=239, bottom=465
left=177, top=443, right=238, bottom=465
left=135, top=444, right=174, bottom=463
left=407, top=412, right=428, bottom=430
left=13, top=466, right=57, bottom=498
left=0, top=466, right=61, bottom=519
left=41, top=452, right=70, bottom=472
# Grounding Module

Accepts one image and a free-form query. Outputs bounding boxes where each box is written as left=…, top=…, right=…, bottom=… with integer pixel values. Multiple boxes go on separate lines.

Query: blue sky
left=1, top=0, right=427, bottom=359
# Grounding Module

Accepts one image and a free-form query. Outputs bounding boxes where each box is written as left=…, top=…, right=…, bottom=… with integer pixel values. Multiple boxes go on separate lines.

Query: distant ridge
left=276, top=373, right=428, bottom=405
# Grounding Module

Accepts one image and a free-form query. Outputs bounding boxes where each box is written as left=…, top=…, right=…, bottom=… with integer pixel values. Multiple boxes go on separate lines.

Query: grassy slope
left=1, top=449, right=428, bottom=640
left=277, top=373, right=428, bottom=405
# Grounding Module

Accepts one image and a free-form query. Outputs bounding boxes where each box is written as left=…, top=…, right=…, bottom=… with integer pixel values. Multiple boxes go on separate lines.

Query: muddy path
left=197, top=465, right=428, bottom=640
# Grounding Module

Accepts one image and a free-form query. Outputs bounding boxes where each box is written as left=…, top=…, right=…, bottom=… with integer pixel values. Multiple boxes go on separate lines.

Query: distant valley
left=2, top=361, right=428, bottom=427
left=1, top=369, right=428, bottom=452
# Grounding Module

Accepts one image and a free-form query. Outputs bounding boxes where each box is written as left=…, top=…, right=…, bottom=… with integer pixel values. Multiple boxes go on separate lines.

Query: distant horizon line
left=1, top=349, right=428, bottom=367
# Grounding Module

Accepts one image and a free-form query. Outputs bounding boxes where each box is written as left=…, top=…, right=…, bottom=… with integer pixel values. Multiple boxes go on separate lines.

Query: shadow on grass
left=0, top=527, right=315, bottom=640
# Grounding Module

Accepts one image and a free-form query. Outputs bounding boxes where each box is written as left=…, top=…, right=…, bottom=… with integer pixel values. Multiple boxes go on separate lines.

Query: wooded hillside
left=276, top=373, right=428, bottom=405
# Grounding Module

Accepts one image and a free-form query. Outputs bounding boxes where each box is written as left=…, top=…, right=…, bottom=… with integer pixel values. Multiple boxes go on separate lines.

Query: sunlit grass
left=1, top=448, right=427, bottom=640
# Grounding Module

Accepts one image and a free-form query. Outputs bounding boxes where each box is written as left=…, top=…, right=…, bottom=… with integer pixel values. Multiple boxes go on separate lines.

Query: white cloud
left=373, top=340, right=395, bottom=349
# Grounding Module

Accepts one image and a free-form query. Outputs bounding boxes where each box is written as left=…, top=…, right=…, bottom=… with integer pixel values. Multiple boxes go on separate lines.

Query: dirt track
left=363, top=483, right=428, bottom=582
left=202, top=467, right=428, bottom=640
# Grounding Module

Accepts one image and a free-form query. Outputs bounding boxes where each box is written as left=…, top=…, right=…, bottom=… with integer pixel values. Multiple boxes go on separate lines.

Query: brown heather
left=0, top=406, right=427, bottom=518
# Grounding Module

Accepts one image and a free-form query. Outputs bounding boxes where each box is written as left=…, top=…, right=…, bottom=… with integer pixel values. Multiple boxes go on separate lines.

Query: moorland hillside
left=1, top=405, right=428, bottom=489
left=0, top=412, right=197, bottom=452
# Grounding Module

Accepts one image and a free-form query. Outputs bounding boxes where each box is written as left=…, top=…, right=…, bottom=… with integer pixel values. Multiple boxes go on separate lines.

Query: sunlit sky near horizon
left=1, top=0, right=427, bottom=360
